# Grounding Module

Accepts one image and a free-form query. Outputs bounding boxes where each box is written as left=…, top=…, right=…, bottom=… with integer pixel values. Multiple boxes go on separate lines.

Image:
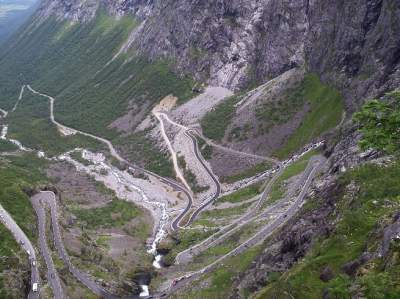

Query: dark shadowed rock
left=320, top=266, right=334, bottom=282
left=342, top=252, right=373, bottom=276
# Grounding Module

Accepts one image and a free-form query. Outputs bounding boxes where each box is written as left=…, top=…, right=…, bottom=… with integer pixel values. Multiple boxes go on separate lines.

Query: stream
left=1, top=121, right=167, bottom=297
left=61, top=149, right=168, bottom=296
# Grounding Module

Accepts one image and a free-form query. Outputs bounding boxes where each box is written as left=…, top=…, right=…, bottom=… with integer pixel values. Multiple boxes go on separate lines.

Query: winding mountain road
left=26, top=85, right=195, bottom=233
left=155, top=111, right=283, bottom=229
left=151, top=112, right=223, bottom=230
left=175, top=164, right=284, bottom=264
left=34, top=191, right=144, bottom=299
left=0, top=204, right=40, bottom=299
left=31, top=193, right=65, bottom=299
left=167, top=155, right=326, bottom=295
left=183, top=130, right=221, bottom=224
left=194, top=130, right=281, bottom=165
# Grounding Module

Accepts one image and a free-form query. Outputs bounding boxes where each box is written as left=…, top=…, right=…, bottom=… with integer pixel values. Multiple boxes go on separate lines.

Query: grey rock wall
left=36, top=0, right=400, bottom=107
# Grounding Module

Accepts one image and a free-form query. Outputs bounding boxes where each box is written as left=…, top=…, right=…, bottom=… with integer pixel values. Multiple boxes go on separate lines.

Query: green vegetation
left=162, top=229, right=216, bottom=266
left=0, top=223, right=28, bottom=298
left=201, top=201, right=253, bottom=219
left=255, top=161, right=400, bottom=299
left=114, top=131, right=174, bottom=177
left=216, top=182, right=262, bottom=204
left=0, top=139, right=18, bottom=152
left=193, top=222, right=262, bottom=266
left=197, top=137, right=213, bottom=160
left=0, top=12, right=195, bottom=174
left=256, top=92, right=400, bottom=298
left=0, top=13, right=195, bottom=139
left=178, top=155, right=209, bottom=193
left=72, top=200, right=140, bottom=229
left=256, top=85, right=306, bottom=135
left=0, top=154, right=48, bottom=239
left=354, top=90, right=400, bottom=154
left=173, top=246, right=262, bottom=299
left=70, top=151, right=91, bottom=166
left=228, top=122, right=253, bottom=142
left=221, top=161, right=272, bottom=183
left=275, top=74, right=344, bottom=159
left=267, top=150, right=318, bottom=205
left=7, top=92, right=105, bottom=156
left=185, top=168, right=209, bottom=193
left=201, top=95, right=242, bottom=141
left=96, top=235, right=111, bottom=249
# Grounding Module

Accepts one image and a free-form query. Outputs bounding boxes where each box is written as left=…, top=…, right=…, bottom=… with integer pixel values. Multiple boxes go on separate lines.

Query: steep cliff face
left=36, top=0, right=400, bottom=108
left=306, top=0, right=400, bottom=110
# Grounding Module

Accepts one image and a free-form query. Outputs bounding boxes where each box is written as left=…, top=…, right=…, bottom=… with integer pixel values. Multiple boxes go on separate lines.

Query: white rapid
left=24, top=85, right=170, bottom=261
left=139, top=285, right=149, bottom=297
left=1, top=84, right=170, bottom=282
left=1, top=124, right=32, bottom=152
left=60, top=149, right=169, bottom=258
left=152, top=254, right=163, bottom=269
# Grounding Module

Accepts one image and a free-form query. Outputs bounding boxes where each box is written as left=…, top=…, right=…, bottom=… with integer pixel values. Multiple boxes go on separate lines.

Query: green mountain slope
left=0, top=12, right=195, bottom=138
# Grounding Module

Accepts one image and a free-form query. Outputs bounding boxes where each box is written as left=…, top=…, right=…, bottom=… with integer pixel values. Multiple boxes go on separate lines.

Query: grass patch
left=255, top=160, right=400, bottom=298
left=216, top=182, right=263, bottom=204
left=0, top=138, right=18, bottom=152
left=6, top=92, right=106, bottom=156
left=0, top=223, right=28, bottom=298
left=178, top=155, right=209, bottom=193
left=0, top=153, right=48, bottom=239
left=274, top=74, right=344, bottom=159
left=114, top=131, right=174, bottom=177
left=255, top=84, right=306, bottom=135
left=201, top=95, right=242, bottom=141
left=162, top=229, right=216, bottom=266
left=201, top=201, right=253, bottom=219
left=267, top=150, right=319, bottom=205
left=72, top=200, right=140, bottom=229
left=96, top=235, right=111, bottom=249
left=221, top=161, right=272, bottom=183
left=70, top=151, right=91, bottom=166
left=197, top=137, right=213, bottom=160
left=173, top=246, right=262, bottom=299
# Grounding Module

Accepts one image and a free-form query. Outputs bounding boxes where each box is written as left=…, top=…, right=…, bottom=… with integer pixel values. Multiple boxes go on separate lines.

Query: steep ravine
left=0, top=0, right=399, bottom=298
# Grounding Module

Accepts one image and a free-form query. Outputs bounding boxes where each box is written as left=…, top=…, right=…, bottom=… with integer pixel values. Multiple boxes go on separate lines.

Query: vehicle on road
left=32, top=283, right=38, bottom=292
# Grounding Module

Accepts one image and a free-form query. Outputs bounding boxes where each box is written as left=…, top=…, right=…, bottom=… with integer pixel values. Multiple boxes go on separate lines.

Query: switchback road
left=166, top=155, right=326, bottom=294
left=179, top=130, right=221, bottom=226
left=0, top=204, right=40, bottom=299
left=35, top=191, right=122, bottom=299
left=31, top=193, right=65, bottom=299
left=26, top=85, right=193, bottom=234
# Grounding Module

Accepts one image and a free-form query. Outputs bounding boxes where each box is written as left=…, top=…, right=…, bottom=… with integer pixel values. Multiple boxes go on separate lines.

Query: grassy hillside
left=201, top=74, right=343, bottom=159
left=0, top=11, right=196, bottom=175
left=201, top=94, right=242, bottom=141
left=0, top=223, right=29, bottom=298
left=255, top=160, right=400, bottom=298
left=0, top=12, right=195, bottom=139
left=274, top=74, right=344, bottom=158
left=0, top=153, right=47, bottom=239
left=6, top=91, right=106, bottom=156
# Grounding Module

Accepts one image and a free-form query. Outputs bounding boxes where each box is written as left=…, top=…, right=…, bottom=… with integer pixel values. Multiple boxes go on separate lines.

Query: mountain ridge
left=35, top=0, right=400, bottom=110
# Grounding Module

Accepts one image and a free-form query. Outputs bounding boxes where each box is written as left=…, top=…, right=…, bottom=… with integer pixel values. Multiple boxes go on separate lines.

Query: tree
left=353, top=90, right=400, bottom=154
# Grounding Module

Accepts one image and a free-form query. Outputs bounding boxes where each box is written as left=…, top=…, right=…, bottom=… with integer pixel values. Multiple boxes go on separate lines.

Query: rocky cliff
left=36, top=0, right=400, bottom=109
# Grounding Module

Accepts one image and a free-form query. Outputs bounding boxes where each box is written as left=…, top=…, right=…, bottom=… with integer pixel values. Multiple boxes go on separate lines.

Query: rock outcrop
left=36, top=0, right=400, bottom=109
